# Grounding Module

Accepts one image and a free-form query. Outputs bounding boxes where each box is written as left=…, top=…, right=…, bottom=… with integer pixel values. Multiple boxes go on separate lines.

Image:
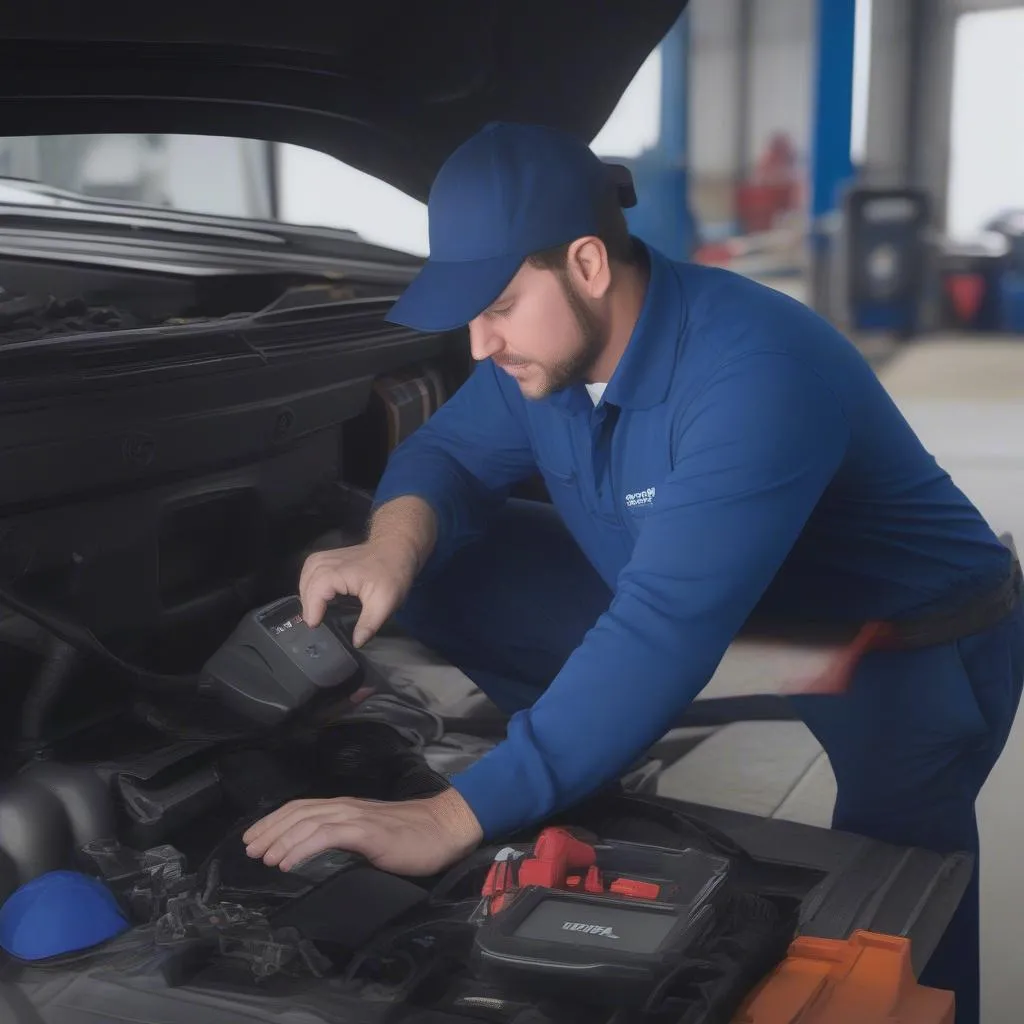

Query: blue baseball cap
left=387, top=122, right=626, bottom=333
left=0, top=870, right=129, bottom=961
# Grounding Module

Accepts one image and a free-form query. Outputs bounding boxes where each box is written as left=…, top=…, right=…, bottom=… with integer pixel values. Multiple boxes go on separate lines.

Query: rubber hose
left=0, top=580, right=198, bottom=691
left=20, top=634, right=79, bottom=742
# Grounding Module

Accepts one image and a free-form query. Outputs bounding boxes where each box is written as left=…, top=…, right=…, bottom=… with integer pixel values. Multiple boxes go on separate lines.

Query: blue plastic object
left=999, top=272, right=1024, bottom=334
left=0, top=870, right=129, bottom=961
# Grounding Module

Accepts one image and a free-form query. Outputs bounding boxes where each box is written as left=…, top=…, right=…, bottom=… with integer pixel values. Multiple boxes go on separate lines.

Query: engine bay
left=0, top=700, right=802, bottom=1024
left=0, top=590, right=974, bottom=1024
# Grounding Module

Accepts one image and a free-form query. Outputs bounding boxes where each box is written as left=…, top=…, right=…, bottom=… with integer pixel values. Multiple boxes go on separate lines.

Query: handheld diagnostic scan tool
left=201, top=596, right=363, bottom=727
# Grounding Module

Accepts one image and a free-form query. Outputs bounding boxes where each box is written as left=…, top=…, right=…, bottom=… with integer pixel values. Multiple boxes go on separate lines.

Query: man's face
left=467, top=258, right=607, bottom=400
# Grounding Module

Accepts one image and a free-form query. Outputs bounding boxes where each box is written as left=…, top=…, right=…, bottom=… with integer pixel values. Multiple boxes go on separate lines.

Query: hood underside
left=0, top=1, right=688, bottom=200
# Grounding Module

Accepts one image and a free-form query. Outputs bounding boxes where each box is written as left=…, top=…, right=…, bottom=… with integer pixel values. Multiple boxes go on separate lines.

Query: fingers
left=351, top=580, right=400, bottom=648
left=299, top=556, right=356, bottom=628
left=240, top=795, right=471, bottom=877
left=278, top=823, right=372, bottom=873
left=242, top=799, right=376, bottom=873
left=297, top=552, right=321, bottom=599
left=298, top=552, right=337, bottom=620
left=244, top=800, right=353, bottom=860
left=302, top=587, right=329, bottom=629
left=256, top=815, right=325, bottom=865
left=262, top=815, right=342, bottom=867
left=300, top=572, right=339, bottom=628
left=297, top=544, right=413, bottom=636
left=242, top=798, right=322, bottom=848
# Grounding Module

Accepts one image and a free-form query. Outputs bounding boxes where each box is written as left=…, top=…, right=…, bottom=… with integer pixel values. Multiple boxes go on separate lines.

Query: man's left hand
left=242, top=788, right=484, bottom=876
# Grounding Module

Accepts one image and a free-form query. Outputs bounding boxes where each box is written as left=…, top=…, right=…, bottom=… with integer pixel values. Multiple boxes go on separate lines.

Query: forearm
left=371, top=362, right=537, bottom=569
left=372, top=443, right=502, bottom=570
left=367, top=495, right=439, bottom=576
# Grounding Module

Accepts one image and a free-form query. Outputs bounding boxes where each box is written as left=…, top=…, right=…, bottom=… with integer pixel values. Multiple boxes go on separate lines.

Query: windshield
left=0, top=56, right=659, bottom=260
left=0, top=134, right=431, bottom=256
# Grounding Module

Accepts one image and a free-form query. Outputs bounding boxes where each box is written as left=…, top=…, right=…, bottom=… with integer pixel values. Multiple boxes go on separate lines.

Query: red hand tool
left=483, top=828, right=663, bottom=915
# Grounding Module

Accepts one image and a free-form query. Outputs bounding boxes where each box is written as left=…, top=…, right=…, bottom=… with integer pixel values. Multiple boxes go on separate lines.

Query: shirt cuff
left=448, top=711, right=562, bottom=839
left=450, top=759, right=531, bottom=840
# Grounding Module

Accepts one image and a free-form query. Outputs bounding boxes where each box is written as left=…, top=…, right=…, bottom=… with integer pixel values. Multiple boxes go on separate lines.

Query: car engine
left=0, top=584, right=810, bottom=1024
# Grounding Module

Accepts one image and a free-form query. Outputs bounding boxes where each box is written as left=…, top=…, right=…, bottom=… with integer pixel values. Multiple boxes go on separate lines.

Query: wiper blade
left=0, top=290, right=145, bottom=342
left=0, top=289, right=264, bottom=384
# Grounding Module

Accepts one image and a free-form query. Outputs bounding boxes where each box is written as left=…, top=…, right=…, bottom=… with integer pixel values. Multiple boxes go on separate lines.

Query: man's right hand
left=299, top=540, right=418, bottom=647
left=300, top=495, right=439, bottom=645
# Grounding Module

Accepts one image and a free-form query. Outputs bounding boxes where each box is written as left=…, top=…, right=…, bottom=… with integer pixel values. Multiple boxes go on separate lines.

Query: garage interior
left=1, top=2, right=1023, bottom=1022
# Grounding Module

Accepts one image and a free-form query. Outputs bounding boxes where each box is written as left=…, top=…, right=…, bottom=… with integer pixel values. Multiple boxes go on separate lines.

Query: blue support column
left=659, top=11, right=689, bottom=173
left=623, top=11, right=696, bottom=261
left=810, top=0, right=857, bottom=219
left=808, top=0, right=858, bottom=316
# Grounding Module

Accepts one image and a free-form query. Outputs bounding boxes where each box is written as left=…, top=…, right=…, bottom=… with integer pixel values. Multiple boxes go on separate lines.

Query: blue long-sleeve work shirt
left=373, top=242, right=1009, bottom=838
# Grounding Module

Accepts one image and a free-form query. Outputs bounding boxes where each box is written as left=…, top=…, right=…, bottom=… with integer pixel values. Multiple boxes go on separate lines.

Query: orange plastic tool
left=732, top=931, right=954, bottom=1023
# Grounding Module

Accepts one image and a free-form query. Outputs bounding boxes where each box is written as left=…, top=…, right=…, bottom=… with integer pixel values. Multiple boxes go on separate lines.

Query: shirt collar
left=548, top=241, right=686, bottom=415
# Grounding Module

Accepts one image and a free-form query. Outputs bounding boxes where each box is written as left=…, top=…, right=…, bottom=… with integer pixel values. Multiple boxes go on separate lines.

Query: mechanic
left=244, top=122, right=1024, bottom=1023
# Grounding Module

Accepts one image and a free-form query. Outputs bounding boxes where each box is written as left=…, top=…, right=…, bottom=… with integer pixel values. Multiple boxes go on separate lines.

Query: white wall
left=277, top=145, right=430, bottom=256
left=688, top=0, right=743, bottom=177
left=162, top=136, right=273, bottom=219
left=688, top=0, right=815, bottom=179
left=850, top=0, right=874, bottom=166
left=895, top=0, right=1024, bottom=232
left=748, top=0, right=815, bottom=163
left=591, top=48, right=663, bottom=160
left=860, top=0, right=914, bottom=182
left=946, top=6, right=1024, bottom=238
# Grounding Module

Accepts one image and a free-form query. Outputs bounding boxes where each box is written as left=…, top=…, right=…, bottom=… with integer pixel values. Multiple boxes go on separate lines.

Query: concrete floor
left=881, top=338, right=1024, bottom=1024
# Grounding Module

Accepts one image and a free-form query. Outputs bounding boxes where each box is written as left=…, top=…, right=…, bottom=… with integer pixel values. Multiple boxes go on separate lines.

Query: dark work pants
left=394, top=500, right=1024, bottom=1024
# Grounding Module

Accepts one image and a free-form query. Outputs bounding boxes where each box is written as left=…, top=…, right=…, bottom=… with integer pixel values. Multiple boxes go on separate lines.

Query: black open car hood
left=0, top=1, right=687, bottom=200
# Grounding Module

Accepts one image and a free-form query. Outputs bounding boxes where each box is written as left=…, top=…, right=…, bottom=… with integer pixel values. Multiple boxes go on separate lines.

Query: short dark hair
left=526, top=187, right=638, bottom=271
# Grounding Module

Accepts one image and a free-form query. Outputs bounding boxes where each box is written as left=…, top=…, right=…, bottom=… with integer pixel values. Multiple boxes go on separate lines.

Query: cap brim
left=385, top=252, right=523, bottom=332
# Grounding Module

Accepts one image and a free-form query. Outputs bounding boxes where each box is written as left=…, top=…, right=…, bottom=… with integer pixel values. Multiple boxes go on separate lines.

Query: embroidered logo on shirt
left=625, top=487, right=656, bottom=509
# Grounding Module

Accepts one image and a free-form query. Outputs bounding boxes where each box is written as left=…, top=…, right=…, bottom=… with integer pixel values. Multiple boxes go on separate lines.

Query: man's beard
left=521, top=271, right=606, bottom=399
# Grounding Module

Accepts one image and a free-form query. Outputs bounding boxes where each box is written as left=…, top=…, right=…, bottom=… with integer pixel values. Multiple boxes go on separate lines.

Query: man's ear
left=566, top=236, right=612, bottom=300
